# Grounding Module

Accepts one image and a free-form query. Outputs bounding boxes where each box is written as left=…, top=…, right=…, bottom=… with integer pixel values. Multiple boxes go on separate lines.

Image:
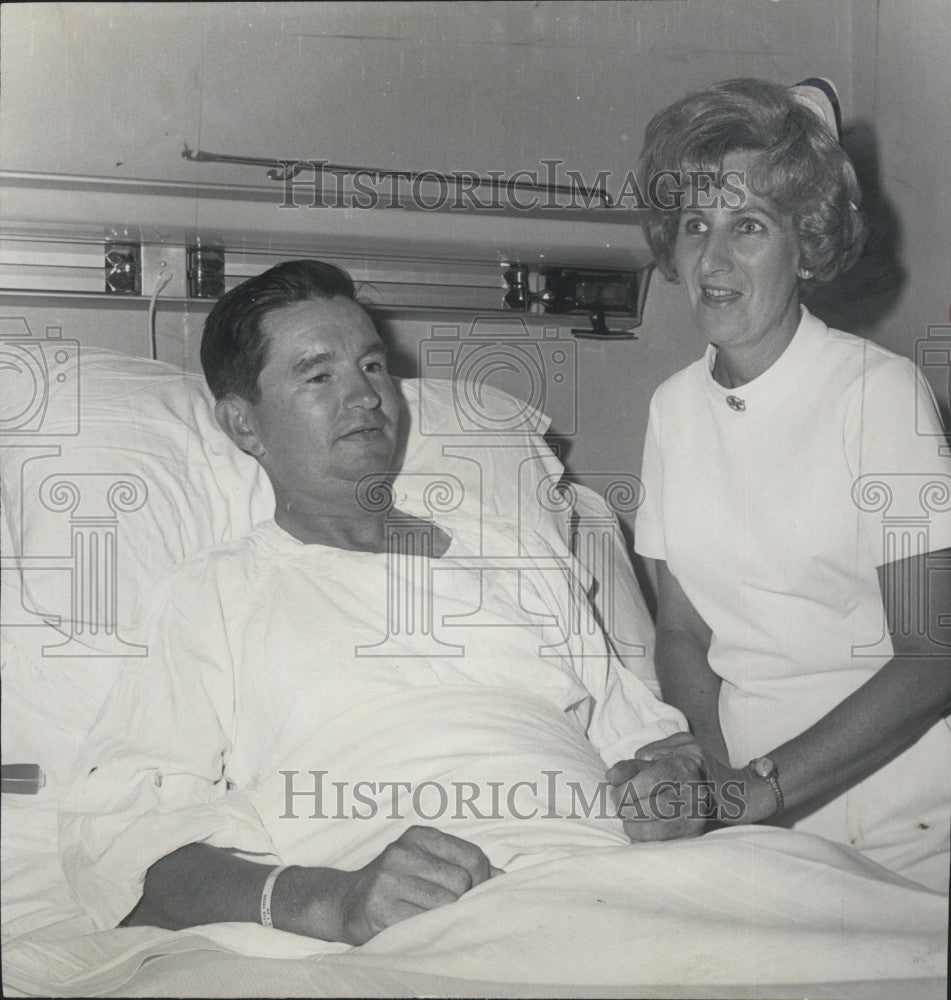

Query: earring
left=798, top=268, right=812, bottom=279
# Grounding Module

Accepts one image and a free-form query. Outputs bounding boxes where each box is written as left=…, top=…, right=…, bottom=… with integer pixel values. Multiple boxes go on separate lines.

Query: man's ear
left=215, top=395, right=264, bottom=458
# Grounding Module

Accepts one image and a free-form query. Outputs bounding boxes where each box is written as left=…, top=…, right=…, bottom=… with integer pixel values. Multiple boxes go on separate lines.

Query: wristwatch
left=749, top=756, right=784, bottom=817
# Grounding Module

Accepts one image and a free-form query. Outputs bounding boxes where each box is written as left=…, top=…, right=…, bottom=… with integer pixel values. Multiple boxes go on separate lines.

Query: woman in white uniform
left=632, top=78, right=951, bottom=891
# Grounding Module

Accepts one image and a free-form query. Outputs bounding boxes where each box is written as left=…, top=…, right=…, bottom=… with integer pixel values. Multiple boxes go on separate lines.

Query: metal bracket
left=571, top=310, right=638, bottom=341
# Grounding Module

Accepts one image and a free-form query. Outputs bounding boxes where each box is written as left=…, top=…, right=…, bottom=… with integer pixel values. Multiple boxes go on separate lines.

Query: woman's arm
left=122, top=827, right=496, bottom=945
left=709, top=549, right=951, bottom=824
left=651, top=558, right=730, bottom=763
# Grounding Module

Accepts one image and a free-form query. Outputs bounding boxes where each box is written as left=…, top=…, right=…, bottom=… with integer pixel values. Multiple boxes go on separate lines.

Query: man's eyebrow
left=289, top=342, right=387, bottom=376
left=290, top=351, right=333, bottom=376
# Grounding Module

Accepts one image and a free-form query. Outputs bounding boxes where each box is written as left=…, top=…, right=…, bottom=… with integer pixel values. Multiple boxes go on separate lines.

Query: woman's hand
left=627, top=731, right=705, bottom=770
left=608, top=732, right=779, bottom=830
left=606, top=733, right=708, bottom=841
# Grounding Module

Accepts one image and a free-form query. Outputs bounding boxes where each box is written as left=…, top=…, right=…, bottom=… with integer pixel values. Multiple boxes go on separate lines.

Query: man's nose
left=343, top=371, right=381, bottom=409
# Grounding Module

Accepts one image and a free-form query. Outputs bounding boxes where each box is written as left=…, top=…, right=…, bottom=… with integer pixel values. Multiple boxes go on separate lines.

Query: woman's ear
left=215, top=395, right=264, bottom=458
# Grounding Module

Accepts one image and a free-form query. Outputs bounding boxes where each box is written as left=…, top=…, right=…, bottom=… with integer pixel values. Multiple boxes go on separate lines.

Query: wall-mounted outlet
left=140, top=243, right=188, bottom=299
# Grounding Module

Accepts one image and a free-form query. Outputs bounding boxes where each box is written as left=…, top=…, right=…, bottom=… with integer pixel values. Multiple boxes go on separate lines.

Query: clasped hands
left=606, top=731, right=710, bottom=841
left=609, top=732, right=786, bottom=832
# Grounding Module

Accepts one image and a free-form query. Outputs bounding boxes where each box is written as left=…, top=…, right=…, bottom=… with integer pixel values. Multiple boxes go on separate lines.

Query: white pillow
left=0, top=349, right=568, bottom=654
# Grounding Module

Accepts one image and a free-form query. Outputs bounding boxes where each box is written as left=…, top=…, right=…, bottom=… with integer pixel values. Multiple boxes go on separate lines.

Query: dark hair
left=201, top=259, right=357, bottom=401
left=640, top=78, right=866, bottom=284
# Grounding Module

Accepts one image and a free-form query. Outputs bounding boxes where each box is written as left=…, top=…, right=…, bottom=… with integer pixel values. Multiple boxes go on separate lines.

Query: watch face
left=752, top=757, right=774, bottom=779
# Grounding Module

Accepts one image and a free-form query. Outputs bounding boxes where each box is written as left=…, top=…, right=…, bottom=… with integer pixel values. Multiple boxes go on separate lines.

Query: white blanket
left=3, top=826, right=946, bottom=996
left=59, top=517, right=685, bottom=929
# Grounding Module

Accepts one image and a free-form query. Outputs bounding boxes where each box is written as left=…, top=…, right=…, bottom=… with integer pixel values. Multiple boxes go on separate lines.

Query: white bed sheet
left=3, top=826, right=947, bottom=997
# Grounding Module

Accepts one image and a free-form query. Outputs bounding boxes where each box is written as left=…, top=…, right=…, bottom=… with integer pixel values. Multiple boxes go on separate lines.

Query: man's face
left=239, top=296, right=400, bottom=507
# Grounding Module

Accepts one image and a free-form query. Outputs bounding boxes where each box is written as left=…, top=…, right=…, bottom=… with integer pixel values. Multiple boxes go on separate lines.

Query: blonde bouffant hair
left=640, top=78, right=866, bottom=284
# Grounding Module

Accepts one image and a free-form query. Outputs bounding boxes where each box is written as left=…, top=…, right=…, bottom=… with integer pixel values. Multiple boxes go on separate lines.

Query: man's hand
left=125, top=833, right=500, bottom=946
left=606, top=733, right=708, bottom=842
left=291, top=826, right=499, bottom=946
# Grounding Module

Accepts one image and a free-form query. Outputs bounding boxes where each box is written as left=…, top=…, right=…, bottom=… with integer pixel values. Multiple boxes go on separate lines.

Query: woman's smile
left=701, top=286, right=742, bottom=303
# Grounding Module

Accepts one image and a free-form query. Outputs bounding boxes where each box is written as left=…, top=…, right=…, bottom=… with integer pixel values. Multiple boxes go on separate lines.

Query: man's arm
left=569, top=553, right=707, bottom=842
left=122, top=826, right=497, bottom=946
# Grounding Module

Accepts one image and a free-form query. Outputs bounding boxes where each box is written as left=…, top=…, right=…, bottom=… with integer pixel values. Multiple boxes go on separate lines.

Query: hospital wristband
left=260, top=864, right=290, bottom=928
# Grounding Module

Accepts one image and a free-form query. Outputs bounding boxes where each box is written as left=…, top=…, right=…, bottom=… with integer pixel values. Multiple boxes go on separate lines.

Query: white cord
left=148, top=263, right=173, bottom=361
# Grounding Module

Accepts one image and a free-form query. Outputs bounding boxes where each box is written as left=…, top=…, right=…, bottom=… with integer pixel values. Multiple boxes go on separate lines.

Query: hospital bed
left=1, top=346, right=947, bottom=998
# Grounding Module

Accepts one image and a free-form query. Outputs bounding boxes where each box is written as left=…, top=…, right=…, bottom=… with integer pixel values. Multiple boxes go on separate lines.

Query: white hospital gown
left=635, top=306, right=951, bottom=891
left=60, top=516, right=686, bottom=929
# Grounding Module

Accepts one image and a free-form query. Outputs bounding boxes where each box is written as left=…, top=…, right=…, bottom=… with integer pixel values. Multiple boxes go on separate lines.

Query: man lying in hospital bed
left=1, top=260, right=946, bottom=997
left=60, top=259, right=705, bottom=941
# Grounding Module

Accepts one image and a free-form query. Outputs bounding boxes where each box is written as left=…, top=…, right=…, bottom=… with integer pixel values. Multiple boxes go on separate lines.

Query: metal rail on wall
left=180, top=146, right=615, bottom=208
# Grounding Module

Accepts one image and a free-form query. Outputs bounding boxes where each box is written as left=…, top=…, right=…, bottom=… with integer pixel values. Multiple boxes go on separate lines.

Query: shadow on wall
left=801, top=121, right=906, bottom=340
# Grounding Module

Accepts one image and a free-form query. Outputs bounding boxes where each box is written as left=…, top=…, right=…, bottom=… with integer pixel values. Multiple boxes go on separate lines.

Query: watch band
left=749, top=757, right=784, bottom=816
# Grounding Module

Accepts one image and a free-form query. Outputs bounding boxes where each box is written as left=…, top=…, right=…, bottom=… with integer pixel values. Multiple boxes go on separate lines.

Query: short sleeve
left=846, top=357, right=951, bottom=565
left=633, top=391, right=667, bottom=561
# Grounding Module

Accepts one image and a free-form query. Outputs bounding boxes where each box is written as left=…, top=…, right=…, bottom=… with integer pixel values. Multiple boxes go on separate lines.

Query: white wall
left=4, top=0, right=946, bottom=540
left=1, top=2, right=871, bottom=187
left=862, top=0, right=951, bottom=425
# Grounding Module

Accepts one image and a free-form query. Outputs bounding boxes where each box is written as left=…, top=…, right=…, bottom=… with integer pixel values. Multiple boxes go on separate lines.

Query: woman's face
left=672, top=151, right=802, bottom=358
